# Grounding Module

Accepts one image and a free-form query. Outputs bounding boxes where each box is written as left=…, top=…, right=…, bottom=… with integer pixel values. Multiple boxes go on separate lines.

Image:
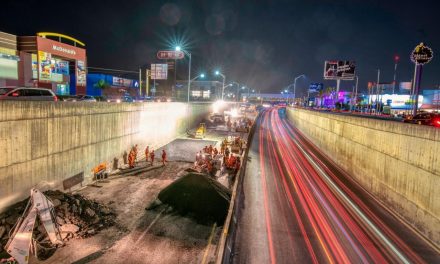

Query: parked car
left=64, top=95, right=97, bottom=102
left=404, top=113, right=440, bottom=127
left=0, top=87, right=58, bottom=101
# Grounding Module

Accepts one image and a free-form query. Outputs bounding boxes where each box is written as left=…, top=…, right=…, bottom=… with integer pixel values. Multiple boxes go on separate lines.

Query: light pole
left=293, top=74, right=306, bottom=105
left=231, top=81, right=240, bottom=102
left=215, top=70, right=226, bottom=100
left=176, top=46, right=191, bottom=102
left=393, top=55, right=399, bottom=94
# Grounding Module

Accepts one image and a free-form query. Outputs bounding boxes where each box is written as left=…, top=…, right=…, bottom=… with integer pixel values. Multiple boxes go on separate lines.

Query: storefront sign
left=37, top=36, right=85, bottom=61
left=411, top=43, right=433, bottom=65
left=309, top=83, right=323, bottom=93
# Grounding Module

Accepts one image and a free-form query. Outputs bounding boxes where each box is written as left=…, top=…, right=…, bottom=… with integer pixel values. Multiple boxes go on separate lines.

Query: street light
left=176, top=46, right=191, bottom=103
left=215, top=70, right=226, bottom=100
left=190, top=73, right=205, bottom=82
left=293, top=74, right=306, bottom=105
left=231, top=81, right=240, bottom=102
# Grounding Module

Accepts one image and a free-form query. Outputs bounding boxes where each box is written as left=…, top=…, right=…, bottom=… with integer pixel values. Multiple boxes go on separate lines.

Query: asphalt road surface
left=232, top=107, right=440, bottom=264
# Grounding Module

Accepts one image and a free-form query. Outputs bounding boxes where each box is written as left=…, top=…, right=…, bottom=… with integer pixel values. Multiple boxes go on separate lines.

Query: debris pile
left=0, top=190, right=115, bottom=257
left=153, top=173, right=231, bottom=224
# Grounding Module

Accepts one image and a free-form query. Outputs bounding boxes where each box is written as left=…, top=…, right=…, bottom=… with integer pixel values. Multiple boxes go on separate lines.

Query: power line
left=87, top=66, right=138, bottom=74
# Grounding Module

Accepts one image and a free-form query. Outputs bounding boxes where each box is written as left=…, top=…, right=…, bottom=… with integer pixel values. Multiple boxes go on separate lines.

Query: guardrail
left=214, top=114, right=258, bottom=264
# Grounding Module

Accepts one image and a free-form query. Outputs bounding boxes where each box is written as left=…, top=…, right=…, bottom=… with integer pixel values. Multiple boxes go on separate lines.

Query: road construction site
left=0, top=105, right=257, bottom=264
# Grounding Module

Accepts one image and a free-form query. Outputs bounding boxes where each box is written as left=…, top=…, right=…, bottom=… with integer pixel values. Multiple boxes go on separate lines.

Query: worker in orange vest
left=150, top=150, right=155, bottom=166
left=133, top=144, right=138, bottom=163
left=145, top=146, right=149, bottom=163
left=162, top=149, right=167, bottom=165
left=128, top=150, right=135, bottom=168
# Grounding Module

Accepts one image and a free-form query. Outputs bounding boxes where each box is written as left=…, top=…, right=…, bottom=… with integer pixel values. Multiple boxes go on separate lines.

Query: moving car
left=210, top=114, right=225, bottom=123
left=106, top=94, right=135, bottom=103
left=64, top=95, right=97, bottom=102
left=0, top=87, right=58, bottom=101
left=404, top=112, right=440, bottom=127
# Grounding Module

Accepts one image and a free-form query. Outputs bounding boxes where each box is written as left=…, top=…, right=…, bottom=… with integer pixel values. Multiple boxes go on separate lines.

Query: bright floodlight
left=200, top=73, right=205, bottom=78
left=284, top=89, right=288, bottom=93
left=215, top=70, right=220, bottom=75
left=175, top=46, right=181, bottom=51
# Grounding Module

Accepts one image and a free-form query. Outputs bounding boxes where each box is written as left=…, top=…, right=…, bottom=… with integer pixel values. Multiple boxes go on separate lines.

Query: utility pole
left=393, top=55, right=399, bottom=94
left=145, top=69, right=150, bottom=97
left=139, top=68, right=142, bottom=97
left=376, top=69, right=380, bottom=114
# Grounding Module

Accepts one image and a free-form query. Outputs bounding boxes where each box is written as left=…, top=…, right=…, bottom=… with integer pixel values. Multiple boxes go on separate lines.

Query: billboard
left=324, top=61, right=356, bottom=80
left=309, top=83, right=323, bottom=93
left=38, top=51, right=52, bottom=81
left=76, top=60, right=86, bottom=86
left=151, top=63, right=168, bottom=80
left=399, top=82, right=412, bottom=91
left=112, top=77, right=133, bottom=87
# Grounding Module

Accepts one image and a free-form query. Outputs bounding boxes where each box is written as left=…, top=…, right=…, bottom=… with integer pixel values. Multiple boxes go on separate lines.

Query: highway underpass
left=231, top=107, right=440, bottom=263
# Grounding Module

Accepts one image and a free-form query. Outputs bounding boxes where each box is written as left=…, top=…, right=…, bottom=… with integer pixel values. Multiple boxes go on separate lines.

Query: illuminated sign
left=52, top=45, right=76, bottom=56
left=151, top=63, right=168, bottom=80
left=324, top=61, right=356, bottom=80
left=369, top=94, right=423, bottom=108
left=411, top=43, right=433, bottom=65
left=157, top=50, right=184, bottom=60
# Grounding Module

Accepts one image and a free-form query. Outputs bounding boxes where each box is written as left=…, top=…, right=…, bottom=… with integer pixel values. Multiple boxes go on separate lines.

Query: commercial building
left=87, top=73, right=139, bottom=98
left=175, top=80, right=222, bottom=101
left=0, top=31, right=87, bottom=95
left=0, top=32, right=20, bottom=86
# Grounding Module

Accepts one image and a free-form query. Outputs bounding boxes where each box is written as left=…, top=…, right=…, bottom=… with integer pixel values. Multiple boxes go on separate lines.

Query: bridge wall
left=287, top=108, right=440, bottom=245
left=0, top=101, right=211, bottom=212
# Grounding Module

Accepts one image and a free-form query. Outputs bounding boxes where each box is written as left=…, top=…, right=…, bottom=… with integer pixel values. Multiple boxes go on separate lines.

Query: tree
left=94, top=79, right=110, bottom=89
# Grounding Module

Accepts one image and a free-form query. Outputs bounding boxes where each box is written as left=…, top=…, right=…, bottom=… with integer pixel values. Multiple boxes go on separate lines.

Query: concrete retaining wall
left=287, top=108, right=440, bottom=245
left=0, top=101, right=211, bottom=212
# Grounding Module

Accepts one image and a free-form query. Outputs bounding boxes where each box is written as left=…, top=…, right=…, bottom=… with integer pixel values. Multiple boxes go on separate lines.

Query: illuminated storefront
left=18, top=32, right=87, bottom=94
left=0, top=32, right=20, bottom=86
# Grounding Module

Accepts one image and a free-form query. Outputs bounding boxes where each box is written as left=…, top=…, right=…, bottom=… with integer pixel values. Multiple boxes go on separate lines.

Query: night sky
left=1, top=0, right=439, bottom=96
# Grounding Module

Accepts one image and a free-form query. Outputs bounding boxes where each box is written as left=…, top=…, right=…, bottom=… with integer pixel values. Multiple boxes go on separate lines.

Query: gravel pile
left=0, top=190, right=115, bottom=259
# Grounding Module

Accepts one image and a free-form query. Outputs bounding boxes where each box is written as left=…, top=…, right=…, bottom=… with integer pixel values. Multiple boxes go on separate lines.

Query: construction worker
left=220, top=141, right=225, bottom=155
left=162, top=149, right=167, bottom=165
left=145, top=146, right=149, bottom=162
left=150, top=150, right=155, bottom=166
left=133, top=144, right=138, bottom=163
left=225, top=147, right=230, bottom=158
left=128, top=149, right=135, bottom=168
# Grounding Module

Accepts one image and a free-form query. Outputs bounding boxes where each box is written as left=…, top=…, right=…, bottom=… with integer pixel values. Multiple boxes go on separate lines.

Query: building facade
left=175, top=80, right=222, bottom=101
left=0, top=31, right=87, bottom=95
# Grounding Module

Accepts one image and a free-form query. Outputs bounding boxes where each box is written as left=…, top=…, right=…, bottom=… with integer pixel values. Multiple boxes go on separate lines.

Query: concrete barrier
left=0, top=101, right=211, bottom=212
left=286, top=108, right=440, bottom=246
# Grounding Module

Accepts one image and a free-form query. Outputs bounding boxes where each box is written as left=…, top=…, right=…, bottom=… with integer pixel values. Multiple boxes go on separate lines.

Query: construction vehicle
left=4, top=189, right=63, bottom=264
left=186, top=123, right=206, bottom=139
left=195, top=123, right=206, bottom=139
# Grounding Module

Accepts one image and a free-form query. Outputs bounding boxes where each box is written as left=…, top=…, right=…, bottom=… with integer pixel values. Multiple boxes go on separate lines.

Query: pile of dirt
left=155, top=173, right=231, bottom=224
left=0, top=190, right=115, bottom=259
